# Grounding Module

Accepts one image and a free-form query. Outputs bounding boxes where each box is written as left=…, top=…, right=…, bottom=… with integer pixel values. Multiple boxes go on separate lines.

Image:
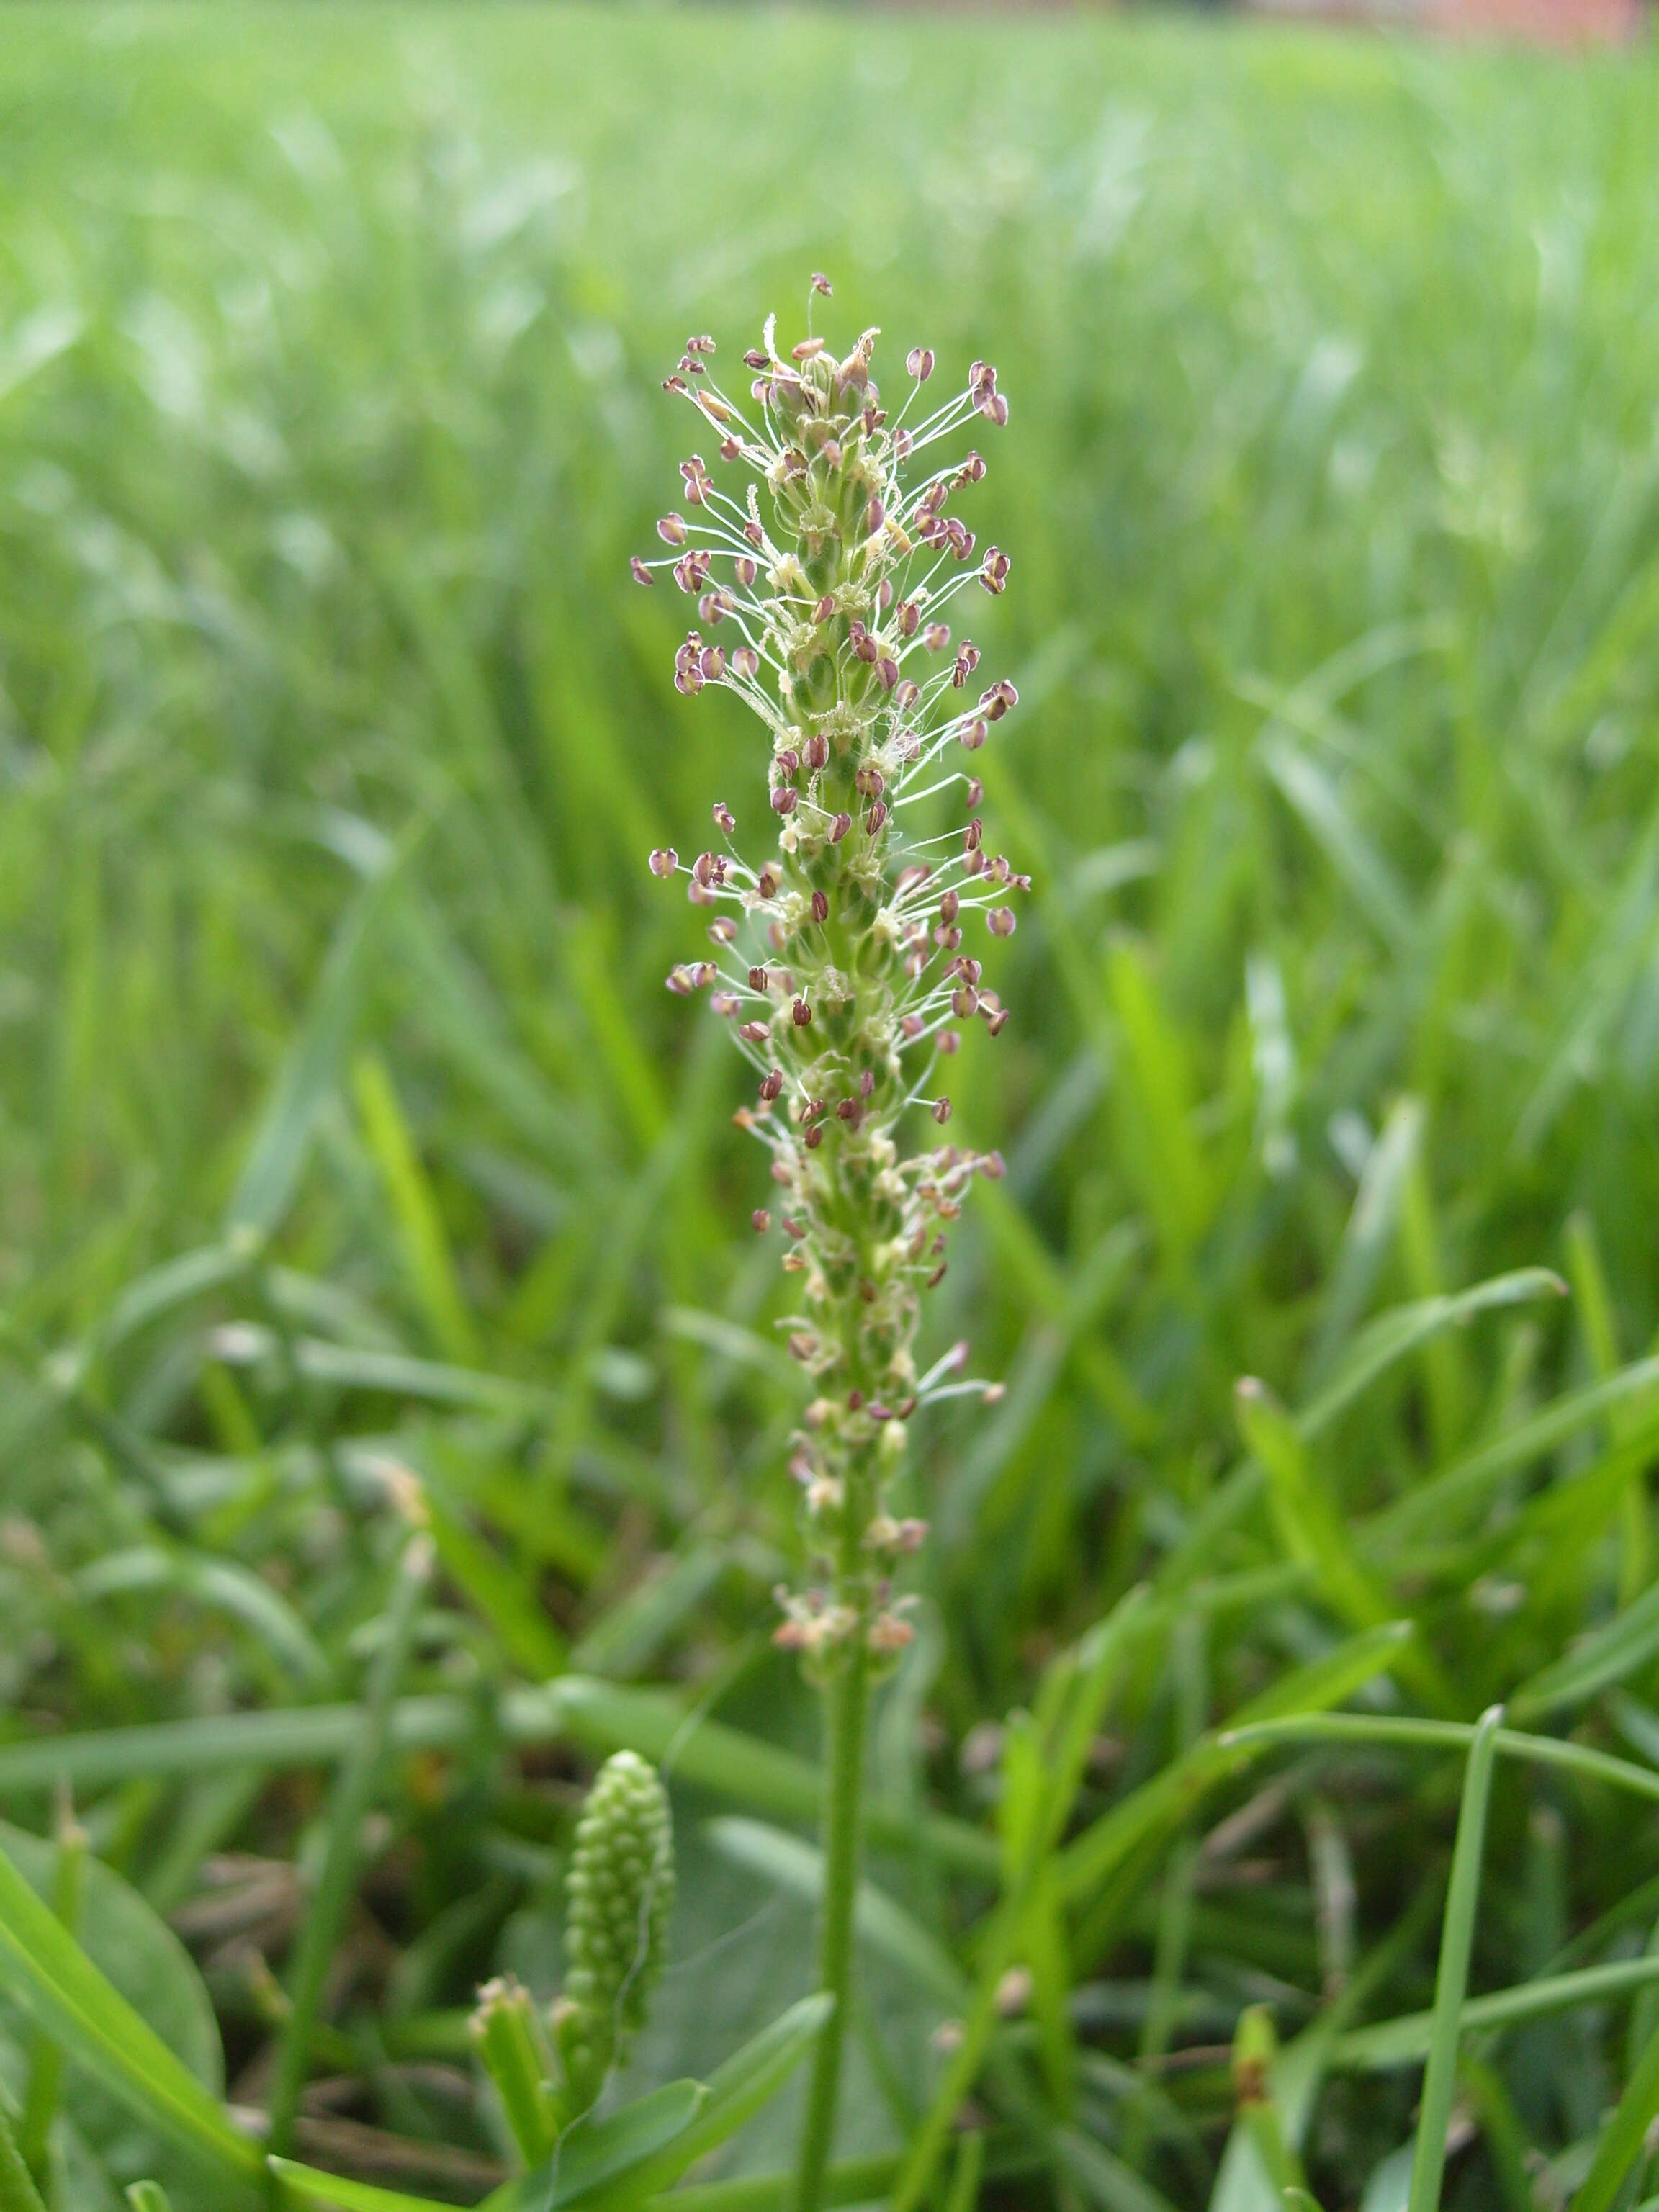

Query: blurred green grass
left=5, top=4, right=1659, bottom=2203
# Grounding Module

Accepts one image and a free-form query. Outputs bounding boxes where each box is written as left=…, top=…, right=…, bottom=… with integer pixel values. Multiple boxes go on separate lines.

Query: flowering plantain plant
left=637, top=274, right=1022, bottom=2210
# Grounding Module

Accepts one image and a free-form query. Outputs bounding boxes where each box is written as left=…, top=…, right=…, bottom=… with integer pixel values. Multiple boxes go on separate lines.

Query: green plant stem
left=793, top=1632, right=871, bottom=2212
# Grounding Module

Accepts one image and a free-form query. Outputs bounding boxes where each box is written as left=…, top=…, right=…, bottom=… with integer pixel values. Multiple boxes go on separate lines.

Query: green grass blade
left=268, top=1533, right=432, bottom=2154
left=271, top=2163, right=463, bottom=2210
left=1334, top=1956, right=1659, bottom=2070
left=0, top=1681, right=997, bottom=1874
left=0, top=2105, right=45, bottom=2212
left=1298, top=1268, right=1566, bottom=1442
left=17, top=1810, right=83, bottom=2180
left=227, top=823, right=423, bottom=1240
left=1366, top=1355, right=1659, bottom=1548
left=1573, top=2008, right=1659, bottom=2212
left=351, top=1049, right=480, bottom=1364
left=1407, top=1703, right=1503, bottom=2212
left=1511, top=1579, right=1659, bottom=1719
left=1218, top=1711, right=1659, bottom=1807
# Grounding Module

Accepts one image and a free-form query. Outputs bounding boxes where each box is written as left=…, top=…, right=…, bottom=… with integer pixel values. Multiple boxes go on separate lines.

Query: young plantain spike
left=555, top=1750, right=674, bottom=2114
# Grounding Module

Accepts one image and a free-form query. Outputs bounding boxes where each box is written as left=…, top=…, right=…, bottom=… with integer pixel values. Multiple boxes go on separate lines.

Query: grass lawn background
left=3, top=6, right=1659, bottom=2204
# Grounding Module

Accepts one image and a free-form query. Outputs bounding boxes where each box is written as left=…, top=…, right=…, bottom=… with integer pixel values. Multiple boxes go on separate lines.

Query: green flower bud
left=556, top=1751, right=674, bottom=2113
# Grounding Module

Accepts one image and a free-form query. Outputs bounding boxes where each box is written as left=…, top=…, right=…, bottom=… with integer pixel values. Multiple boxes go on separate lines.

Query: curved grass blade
left=1298, top=1268, right=1566, bottom=1442
left=17, top=1810, right=84, bottom=2179
left=76, top=1544, right=331, bottom=1691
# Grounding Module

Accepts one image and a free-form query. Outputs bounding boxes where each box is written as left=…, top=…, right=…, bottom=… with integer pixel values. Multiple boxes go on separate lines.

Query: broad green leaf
left=480, top=2078, right=706, bottom=2208
left=0, top=1833, right=256, bottom=2180
left=706, top=1820, right=963, bottom=2010
left=588, top=1993, right=833, bottom=2205
left=0, top=1814, right=227, bottom=2205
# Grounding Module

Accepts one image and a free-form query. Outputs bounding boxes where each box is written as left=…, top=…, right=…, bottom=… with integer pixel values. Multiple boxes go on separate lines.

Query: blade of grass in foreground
left=0, top=2104, right=45, bottom=2212
left=1407, top=1703, right=1502, bottom=2212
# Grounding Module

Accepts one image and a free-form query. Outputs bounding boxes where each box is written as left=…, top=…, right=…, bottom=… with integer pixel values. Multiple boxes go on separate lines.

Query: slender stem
left=795, top=1624, right=871, bottom=2212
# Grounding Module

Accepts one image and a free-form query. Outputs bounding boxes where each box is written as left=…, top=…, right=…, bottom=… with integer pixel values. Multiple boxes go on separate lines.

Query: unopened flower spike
left=553, top=1750, right=674, bottom=2120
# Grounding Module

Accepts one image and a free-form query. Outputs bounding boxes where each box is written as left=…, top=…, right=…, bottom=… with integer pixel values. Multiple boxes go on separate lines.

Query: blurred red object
left=1436, top=0, right=1641, bottom=37
left=1245, top=0, right=1642, bottom=36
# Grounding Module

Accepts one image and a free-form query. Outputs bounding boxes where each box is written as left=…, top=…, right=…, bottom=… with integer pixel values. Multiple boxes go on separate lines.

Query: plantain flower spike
left=639, top=282, right=1022, bottom=1672
left=555, top=1750, right=675, bottom=2114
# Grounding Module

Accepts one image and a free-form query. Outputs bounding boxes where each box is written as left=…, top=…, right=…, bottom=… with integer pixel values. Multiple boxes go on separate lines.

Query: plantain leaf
left=0, top=1831, right=257, bottom=2182
left=481, top=2078, right=706, bottom=2208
